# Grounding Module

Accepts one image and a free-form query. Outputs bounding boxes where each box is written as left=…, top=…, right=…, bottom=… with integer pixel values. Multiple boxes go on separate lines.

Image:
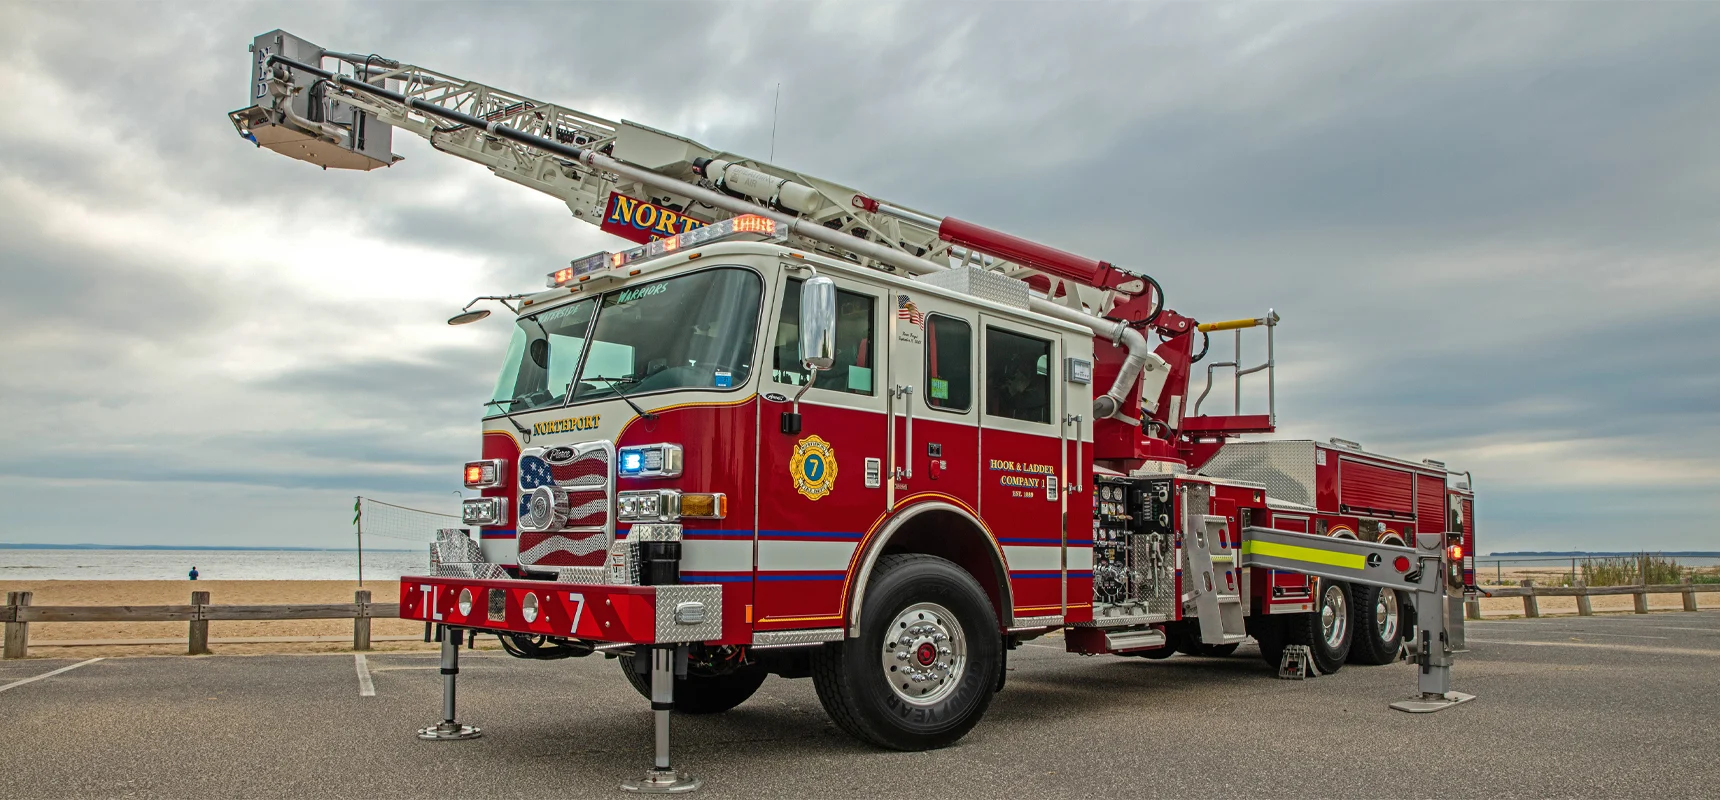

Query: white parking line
left=0, top=658, right=104, bottom=695
left=1467, top=639, right=1720, bottom=658
left=354, top=653, right=376, bottom=697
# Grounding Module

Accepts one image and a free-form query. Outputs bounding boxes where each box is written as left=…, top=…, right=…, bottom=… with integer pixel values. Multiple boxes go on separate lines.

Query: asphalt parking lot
left=4, top=611, right=1718, bottom=799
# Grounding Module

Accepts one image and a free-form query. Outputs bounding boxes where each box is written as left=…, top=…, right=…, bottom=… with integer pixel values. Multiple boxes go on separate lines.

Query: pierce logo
left=789, top=435, right=838, bottom=501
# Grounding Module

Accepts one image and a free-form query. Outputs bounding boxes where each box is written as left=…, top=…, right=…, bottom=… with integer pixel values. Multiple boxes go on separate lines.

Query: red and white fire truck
left=234, top=31, right=1479, bottom=791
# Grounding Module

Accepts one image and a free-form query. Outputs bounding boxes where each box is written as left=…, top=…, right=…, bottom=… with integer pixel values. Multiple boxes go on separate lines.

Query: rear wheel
left=812, top=554, right=1000, bottom=750
left=1247, top=612, right=1288, bottom=668
left=1347, top=584, right=1406, bottom=665
left=1280, top=581, right=1352, bottom=675
left=619, top=648, right=767, bottom=715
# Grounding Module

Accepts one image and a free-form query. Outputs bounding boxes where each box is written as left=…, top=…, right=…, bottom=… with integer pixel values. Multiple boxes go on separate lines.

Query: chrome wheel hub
left=881, top=602, right=967, bottom=706
left=1321, top=584, right=1348, bottom=649
left=1375, top=589, right=1400, bottom=642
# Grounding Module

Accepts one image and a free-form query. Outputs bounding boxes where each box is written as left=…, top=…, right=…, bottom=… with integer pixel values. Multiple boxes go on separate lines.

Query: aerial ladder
left=232, top=27, right=1474, bottom=792
left=230, top=31, right=1284, bottom=470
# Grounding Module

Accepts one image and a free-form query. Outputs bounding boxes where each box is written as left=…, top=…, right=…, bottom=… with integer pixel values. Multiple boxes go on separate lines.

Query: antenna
left=769, top=82, right=780, bottom=163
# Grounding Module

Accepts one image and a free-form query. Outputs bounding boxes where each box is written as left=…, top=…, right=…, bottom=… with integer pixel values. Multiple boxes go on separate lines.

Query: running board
left=1104, top=628, right=1167, bottom=653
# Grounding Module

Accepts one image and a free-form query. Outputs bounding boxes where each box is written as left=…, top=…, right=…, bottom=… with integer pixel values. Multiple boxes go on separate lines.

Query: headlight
left=461, top=497, right=506, bottom=527
left=617, top=444, right=683, bottom=478
left=618, top=490, right=681, bottom=522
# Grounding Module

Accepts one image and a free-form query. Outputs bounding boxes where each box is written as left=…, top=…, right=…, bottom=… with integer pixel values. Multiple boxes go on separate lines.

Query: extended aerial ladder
left=230, top=31, right=1284, bottom=468
left=232, top=29, right=1475, bottom=790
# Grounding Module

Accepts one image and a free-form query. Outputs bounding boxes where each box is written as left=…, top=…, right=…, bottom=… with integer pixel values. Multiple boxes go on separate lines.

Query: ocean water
left=0, top=548, right=432, bottom=581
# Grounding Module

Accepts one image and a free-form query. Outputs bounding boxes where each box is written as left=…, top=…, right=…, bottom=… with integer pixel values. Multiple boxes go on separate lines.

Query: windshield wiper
left=483, top=399, right=533, bottom=443
left=579, top=375, right=657, bottom=423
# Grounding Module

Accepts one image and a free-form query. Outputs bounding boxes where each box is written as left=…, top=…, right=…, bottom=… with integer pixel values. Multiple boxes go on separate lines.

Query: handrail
left=1191, top=309, right=1278, bottom=425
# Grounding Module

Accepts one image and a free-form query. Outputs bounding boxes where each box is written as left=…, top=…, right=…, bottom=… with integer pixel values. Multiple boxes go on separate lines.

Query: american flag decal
left=897, top=294, right=923, bottom=326
left=516, top=447, right=612, bottom=571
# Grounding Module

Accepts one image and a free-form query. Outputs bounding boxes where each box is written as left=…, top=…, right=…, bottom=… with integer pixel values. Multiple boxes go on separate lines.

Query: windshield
left=570, top=267, right=763, bottom=401
left=489, top=299, right=596, bottom=413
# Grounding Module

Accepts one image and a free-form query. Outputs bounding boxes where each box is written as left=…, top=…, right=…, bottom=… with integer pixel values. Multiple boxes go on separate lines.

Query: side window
left=925, top=314, right=972, bottom=412
left=773, top=278, right=876, bottom=396
left=985, top=327, right=1052, bottom=424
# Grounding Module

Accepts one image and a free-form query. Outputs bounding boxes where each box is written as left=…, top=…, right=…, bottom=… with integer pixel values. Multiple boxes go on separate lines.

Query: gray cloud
left=1, top=1, right=1716, bottom=550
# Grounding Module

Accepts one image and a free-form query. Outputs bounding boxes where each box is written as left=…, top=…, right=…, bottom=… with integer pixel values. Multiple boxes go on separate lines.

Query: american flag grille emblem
left=517, top=446, right=612, bottom=570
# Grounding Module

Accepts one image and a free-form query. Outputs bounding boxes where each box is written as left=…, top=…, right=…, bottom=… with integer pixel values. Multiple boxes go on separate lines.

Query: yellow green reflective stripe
left=1242, top=540, right=1366, bottom=571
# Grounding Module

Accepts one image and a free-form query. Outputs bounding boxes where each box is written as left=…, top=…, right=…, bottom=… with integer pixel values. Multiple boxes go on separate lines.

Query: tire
left=618, top=652, right=767, bottom=715
left=811, top=554, right=1001, bottom=750
left=1347, top=584, right=1407, bottom=665
left=1280, top=580, right=1352, bottom=675
left=1247, top=612, right=1287, bottom=669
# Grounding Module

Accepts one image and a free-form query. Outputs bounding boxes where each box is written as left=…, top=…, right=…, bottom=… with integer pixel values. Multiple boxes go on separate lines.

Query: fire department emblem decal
left=790, top=436, right=838, bottom=500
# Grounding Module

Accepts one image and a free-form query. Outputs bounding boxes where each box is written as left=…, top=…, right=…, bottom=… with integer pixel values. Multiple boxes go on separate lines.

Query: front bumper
left=400, top=576, right=732, bottom=645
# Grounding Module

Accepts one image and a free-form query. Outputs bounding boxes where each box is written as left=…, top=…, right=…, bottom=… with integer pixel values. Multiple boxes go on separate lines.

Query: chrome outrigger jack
left=1390, top=545, right=1476, bottom=713
left=1240, top=528, right=1477, bottom=713
left=621, top=645, right=699, bottom=793
left=419, top=625, right=483, bottom=740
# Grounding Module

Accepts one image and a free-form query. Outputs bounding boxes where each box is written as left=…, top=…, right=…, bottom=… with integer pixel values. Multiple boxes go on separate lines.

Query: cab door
left=978, top=314, right=1065, bottom=621
left=885, top=289, right=980, bottom=512
left=755, top=272, right=890, bottom=630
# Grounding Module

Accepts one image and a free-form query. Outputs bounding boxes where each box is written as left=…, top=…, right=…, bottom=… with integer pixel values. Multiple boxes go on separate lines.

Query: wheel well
left=852, top=506, right=1010, bottom=630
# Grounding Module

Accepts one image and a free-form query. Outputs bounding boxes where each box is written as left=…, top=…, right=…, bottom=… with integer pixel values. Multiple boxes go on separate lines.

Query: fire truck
left=232, top=31, right=1479, bottom=792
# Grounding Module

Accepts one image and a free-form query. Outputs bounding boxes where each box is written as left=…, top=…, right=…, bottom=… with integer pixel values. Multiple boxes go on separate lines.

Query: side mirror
left=799, top=275, right=837, bottom=370
left=448, top=308, right=491, bottom=325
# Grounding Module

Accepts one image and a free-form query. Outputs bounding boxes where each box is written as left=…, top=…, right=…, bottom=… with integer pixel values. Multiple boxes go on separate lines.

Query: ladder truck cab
left=233, top=31, right=1479, bottom=789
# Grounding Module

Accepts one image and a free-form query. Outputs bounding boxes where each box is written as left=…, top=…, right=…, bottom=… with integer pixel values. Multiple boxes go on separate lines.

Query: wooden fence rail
left=2, top=590, right=399, bottom=659
left=1464, top=579, right=1719, bottom=620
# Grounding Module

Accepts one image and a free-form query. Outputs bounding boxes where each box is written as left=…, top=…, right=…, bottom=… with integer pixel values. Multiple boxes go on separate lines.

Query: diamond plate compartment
left=653, top=584, right=723, bottom=643
left=918, top=266, right=1031, bottom=310
left=1196, top=440, right=1318, bottom=507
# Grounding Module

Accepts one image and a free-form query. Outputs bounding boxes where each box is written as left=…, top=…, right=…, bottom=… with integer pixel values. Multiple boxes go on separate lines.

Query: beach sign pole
left=354, top=496, right=365, bottom=587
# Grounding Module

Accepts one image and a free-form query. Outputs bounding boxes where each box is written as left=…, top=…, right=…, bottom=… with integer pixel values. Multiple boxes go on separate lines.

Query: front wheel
left=812, top=554, right=1001, bottom=750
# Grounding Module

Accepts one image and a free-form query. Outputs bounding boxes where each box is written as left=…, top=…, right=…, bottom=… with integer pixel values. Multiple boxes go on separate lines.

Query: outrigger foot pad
left=1390, top=690, right=1476, bottom=714
left=417, top=721, right=483, bottom=740
left=620, top=768, right=701, bottom=794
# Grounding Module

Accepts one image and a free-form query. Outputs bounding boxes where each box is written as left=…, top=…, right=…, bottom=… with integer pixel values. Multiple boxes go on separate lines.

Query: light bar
left=547, top=214, right=785, bottom=287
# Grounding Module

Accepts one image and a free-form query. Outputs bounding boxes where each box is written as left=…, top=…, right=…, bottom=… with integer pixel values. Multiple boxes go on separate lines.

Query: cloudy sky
left=1, top=1, right=1716, bottom=553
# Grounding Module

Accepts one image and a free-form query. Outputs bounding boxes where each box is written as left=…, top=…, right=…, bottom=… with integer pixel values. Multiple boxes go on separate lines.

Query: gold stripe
left=1242, top=540, right=1367, bottom=571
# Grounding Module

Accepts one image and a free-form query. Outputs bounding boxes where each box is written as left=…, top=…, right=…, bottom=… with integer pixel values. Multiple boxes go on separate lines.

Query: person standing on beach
left=189, top=566, right=199, bottom=581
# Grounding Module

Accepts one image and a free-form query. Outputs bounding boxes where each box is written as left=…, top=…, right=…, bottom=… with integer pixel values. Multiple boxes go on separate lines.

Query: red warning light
left=1392, top=556, right=1410, bottom=573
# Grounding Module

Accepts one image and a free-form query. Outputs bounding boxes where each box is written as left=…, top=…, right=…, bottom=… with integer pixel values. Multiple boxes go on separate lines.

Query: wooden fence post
left=1521, top=579, right=1540, bottom=618
left=1682, top=577, right=1699, bottom=612
left=188, top=591, right=211, bottom=655
left=353, top=590, right=372, bottom=651
left=3, top=591, right=30, bottom=659
left=1575, top=579, right=1593, bottom=616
